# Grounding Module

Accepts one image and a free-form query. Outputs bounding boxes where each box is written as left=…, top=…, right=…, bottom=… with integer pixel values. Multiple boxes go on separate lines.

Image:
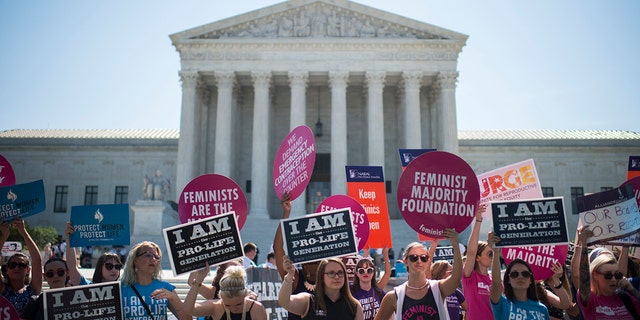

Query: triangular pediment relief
left=171, top=0, right=467, bottom=42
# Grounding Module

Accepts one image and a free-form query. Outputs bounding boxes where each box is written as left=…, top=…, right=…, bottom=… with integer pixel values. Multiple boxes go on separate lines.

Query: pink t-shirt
left=461, top=270, right=492, bottom=320
left=577, top=290, right=640, bottom=320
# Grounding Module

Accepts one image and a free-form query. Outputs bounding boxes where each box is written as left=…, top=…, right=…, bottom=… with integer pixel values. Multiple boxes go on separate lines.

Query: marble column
left=250, top=71, right=272, bottom=218
left=213, top=71, right=236, bottom=176
left=437, top=71, right=459, bottom=154
left=176, top=71, right=200, bottom=199
left=288, top=70, right=308, bottom=215
left=329, top=71, right=349, bottom=195
left=365, top=71, right=386, bottom=166
left=402, top=71, right=423, bottom=149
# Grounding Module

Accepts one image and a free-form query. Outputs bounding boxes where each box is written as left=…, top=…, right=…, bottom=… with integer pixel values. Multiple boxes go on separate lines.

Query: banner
left=397, top=151, right=480, bottom=238
left=178, top=174, right=248, bottom=229
left=316, top=195, right=369, bottom=250
left=69, top=204, right=130, bottom=247
left=272, top=125, right=316, bottom=201
left=163, top=212, right=244, bottom=276
left=606, top=177, right=640, bottom=246
left=577, top=184, right=640, bottom=245
left=246, top=267, right=286, bottom=320
left=281, top=208, right=358, bottom=264
left=432, top=246, right=455, bottom=264
left=0, top=179, right=46, bottom=221
left=346, top=166, right=392, bottom=248
left=0, top=154, right=16, bottom=187
left=501, top=244, right=569, bottom=280
left=44, top=281, right=123, bottom=320
left=1, top=241, right=22, bottom=257
left=628, top=156, right=640, bottom=180
left=491, top=197, right=569, bottom=247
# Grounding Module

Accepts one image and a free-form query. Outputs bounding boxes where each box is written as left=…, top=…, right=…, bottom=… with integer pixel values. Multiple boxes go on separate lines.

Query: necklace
left=304, top=281, right=316, bottom=292
left=406, top=281, right=428, bottom=290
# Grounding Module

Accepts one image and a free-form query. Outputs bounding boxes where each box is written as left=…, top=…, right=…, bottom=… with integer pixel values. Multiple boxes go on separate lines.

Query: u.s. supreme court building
left=2, top=0, right=639, bottom=249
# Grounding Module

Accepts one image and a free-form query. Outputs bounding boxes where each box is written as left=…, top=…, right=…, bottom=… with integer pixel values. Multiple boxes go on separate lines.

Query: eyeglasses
left=596, top=270, right=623, bottom=280
left=7, top=262, right=28, bottom=270
left=45, top=269, right=66, bottom=278
left=509, top=270, right=531, bottom=279
left=357, top=267, right=374, bottom=275
left=104, top=263, right=123, bottom=271
left=407, top=254, right=428, bottom=263
left=137, top=252, right=160, bottom=261
left=324, top=271, right=345, bottom=278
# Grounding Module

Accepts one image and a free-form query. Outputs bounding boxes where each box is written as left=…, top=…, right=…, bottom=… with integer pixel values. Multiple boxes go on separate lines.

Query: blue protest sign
left=70, top=204, right=130, bottom=247
left=0, top=180, right=46, bottom=221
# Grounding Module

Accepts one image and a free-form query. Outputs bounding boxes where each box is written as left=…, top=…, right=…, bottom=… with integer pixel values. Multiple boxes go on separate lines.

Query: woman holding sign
left=374, top=229, right=463, bottom=320
left=462, top=204, right=493, bottom=320
left=350, top=249, right=390, bottom=320
left=184, top=264, right=267, bottom=320
left=488, top=232, right=550, bottom=320
left=279, top=256, right=364, bottom=320
left=120, top=241, right=190, bottom=320
left=575, top=226, right=640, bottom=319
left=21, top=257, right=71, bottom=319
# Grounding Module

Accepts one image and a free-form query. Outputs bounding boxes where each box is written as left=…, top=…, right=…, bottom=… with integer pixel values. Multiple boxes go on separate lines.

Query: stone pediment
left=171, top=0, right=467, bottom=42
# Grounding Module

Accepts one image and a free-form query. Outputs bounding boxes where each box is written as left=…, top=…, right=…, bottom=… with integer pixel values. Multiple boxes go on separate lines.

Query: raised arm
left=488, top=232, right=502, bottom=304
left=577, top=226, right=594, bottom=306
left=278, top=255, right=309, bottom=317
left=618, top=246, right=629, bottom=276
left=14, top=218, right=42, bottom=294
left=64, top=222, right=83, bottom=286
left=183, top=265, right=213, bottom=317
left=425, top=238, right=439, bottom=279
left=378, top=246, right=391, bottom=289
left=542, top=262, right=572, bottom=310
left=274, top=192, right=298, bottom=281
left=464, top=204, right=487, bottom=277
left=0, top=219, right=10, bottom=254
left=439, top=229, right=462, bottom=297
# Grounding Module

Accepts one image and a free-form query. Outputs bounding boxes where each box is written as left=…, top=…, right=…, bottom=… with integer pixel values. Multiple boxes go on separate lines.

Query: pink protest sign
left=0, top=295, right=19, bottom=319
left=502, top=244, right=569, bottom=281
left=273, top=125, right=316, bottom=201
left=397, top=151, right=480, bottom=239
left=316, top=195, right=370, bottom=250
left=178, top=174, right=248, bottom=229
left=0, top=154, right=16, bottom=187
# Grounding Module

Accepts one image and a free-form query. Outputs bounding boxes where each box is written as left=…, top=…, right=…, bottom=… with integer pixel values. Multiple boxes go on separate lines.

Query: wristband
left=476, top=220, right=483, bottom=223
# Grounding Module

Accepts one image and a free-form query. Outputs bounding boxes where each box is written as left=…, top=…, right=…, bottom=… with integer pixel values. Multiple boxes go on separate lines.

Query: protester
left=21, top=257, right=71, bottom=320
left=185, top=264, right=267, bottom=319
left=430, top=260, right=467, bottom=320
left=462, top=204, right=493, bottom=320
left=350, top=248, right=390, bottom=320
left=64, top=221, right=122, bottom=285
left=120, top=241, right=189, bottom=320
left=575, top=226, right=640, bottom=319
left=41, top=243, right=53, bottom=264
left=279, top=256, right=364, bottom=319
left=488, top=232, right=550, bottom=319
left=243, top=242, right=258, bottom=268
left=374, top=228, right=462, bottom=320
left=273, top=192, right=320, bottom=320
left=534, top=261, right=573, bottom=320
left=0, top=217, right=43, bottom=314
left=259, top=251, right=277, bottom=269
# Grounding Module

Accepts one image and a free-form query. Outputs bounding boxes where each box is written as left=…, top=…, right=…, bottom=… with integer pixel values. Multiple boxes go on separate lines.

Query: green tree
left=6, top=221, right=59, bottom=249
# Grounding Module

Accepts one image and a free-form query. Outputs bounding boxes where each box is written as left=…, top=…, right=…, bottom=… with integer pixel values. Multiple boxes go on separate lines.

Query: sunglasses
left=137, top=252, right=161, bottom=261
left=407, top=254, right=428, bottom=263
left=596, top=270, right=623, bottom=280
left=509, top=270, right=531, bottom=279
left=7, top=262, right=28, bottom=270
left=357, top=267, right=374, bottom=275
left=104, top=263, right=123, bottom=271
left=324, top=271, right=345, bottom=278
left=45, top=269, right=66, bottom=278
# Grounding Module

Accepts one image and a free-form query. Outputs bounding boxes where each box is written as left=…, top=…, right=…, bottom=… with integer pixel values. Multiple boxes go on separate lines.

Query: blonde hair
left=589, top=254, right=617, bottom=295
left=120, top=241, right=163, bottom=286
left=219, top=265, right=248, bottom=299
left=430, top=260, right=451, bottom=280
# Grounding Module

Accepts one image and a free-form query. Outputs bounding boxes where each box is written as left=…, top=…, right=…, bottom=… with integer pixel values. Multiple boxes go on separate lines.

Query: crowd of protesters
left=1, top=199, right=639, bottom=320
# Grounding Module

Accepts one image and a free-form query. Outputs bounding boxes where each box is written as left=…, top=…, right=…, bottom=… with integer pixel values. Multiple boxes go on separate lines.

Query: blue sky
left=1, top=0, right=638, bottom=132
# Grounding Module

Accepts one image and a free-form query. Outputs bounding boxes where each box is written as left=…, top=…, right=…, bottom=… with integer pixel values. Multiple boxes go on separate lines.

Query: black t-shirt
left=400, top=289, right=439, bottom=320
left=303, top=294, right=355, bottom=320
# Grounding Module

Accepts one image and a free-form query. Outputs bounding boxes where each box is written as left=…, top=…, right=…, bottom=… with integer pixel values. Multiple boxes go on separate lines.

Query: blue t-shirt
left=121, top=279, right=175, bottom=320
left=492, top=295, right=549, bottom=320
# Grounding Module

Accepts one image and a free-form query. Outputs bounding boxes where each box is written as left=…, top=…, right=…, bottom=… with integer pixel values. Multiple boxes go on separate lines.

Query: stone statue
left=143, top=170, right=171, bottom=201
